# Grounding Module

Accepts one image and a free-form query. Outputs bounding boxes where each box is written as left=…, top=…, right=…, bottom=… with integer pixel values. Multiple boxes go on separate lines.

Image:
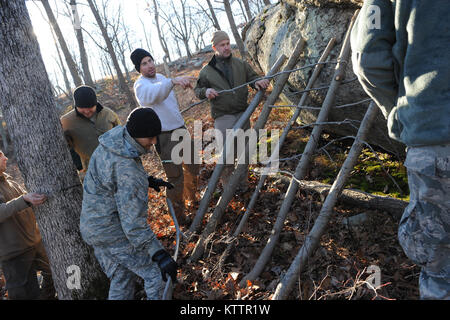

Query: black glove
left=152, top=249, right=178, bottom=283
left=148, top=176, right=174, bottom=192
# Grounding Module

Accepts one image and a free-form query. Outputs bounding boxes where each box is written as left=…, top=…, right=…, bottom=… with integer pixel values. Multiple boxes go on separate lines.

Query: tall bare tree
left=158, top=0, right=193, bottom=59
left=194, top=0, right=221, bottom=30
left=40, top=0, right=82, bottom=88
left=107, top=6, right=131, bottom=83
left=0, top=0, right=108, bottom=299
left=86, top=0, right=135, bottom=108
left=223, top=0, right=247, bottom=60
left=149, top=0, right=171, bottom=62
left=241, top=0, right=253, bottom=21
left=69, top=0, right=94, bottom=87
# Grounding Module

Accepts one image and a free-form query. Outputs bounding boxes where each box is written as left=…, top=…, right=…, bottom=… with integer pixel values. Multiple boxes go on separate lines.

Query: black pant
left=1, top=241, right=56, bottom=300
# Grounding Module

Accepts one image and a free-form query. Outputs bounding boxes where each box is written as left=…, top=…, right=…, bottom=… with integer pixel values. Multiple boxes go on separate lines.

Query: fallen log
left=275, top=174, right=407, bottom=220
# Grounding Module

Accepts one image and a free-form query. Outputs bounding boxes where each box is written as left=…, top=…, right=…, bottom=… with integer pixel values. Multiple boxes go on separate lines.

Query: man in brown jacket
left=61, top=85, right=121, bottom=176
left=194, top=31, right=269, bottom=186
left=0, top=150, right=55, bottom=299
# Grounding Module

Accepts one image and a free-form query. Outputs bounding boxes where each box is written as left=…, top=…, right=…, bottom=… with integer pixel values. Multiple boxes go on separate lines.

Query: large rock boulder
left=243, top=0, right=405, bottom=158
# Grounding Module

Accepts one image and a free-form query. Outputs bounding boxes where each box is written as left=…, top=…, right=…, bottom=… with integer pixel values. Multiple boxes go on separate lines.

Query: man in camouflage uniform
left=80, top=107, right=178, bottom=300
left=351, top=0, right=450, bottom=299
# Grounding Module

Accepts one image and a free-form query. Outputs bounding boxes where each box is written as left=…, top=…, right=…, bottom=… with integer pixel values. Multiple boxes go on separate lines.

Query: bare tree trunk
left=152, top=0, right=171, bottom=62
left=237, top=0, right=248, bottom=22
left=41, top=0, right=82, bottom=88
left=86, top=0, right=136, bottom=108
left=223, top=0, right=247, bottom=60
left=70, top=0, right=94, bottom=87
left=262, top=0, right=271, bottom=5
left=241, top=0, right=253, bottom=22
left=50, top=26, right=73, bottom=100
left=206, top=0, right=221, bottom=30
left=109, top=16, right=132, bottom=84
left=0, top=0, right=108, bottom=299
left=138, top=14, right=153, bottom=53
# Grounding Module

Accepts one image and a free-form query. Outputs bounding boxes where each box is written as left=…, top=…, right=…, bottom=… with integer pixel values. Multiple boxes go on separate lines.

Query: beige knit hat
left=211, top=30, right=230, bottom=46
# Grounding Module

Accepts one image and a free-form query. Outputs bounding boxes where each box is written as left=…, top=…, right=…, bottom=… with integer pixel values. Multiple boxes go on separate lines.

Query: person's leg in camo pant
left=398, top=144, right=450, bottom=300
left=93, top=246, right=163, bottom=300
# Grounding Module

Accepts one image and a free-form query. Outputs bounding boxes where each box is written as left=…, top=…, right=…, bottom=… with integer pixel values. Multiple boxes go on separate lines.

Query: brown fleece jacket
left=0, top=173, right=41, bottom=261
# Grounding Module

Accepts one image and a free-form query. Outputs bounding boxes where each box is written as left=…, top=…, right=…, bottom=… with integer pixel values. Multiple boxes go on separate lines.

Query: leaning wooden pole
left=189, top=38, right=306, bottom=261
left=240, top=11, right=359, bottom=287
left=189, top=55, right=287, bottom=234
left=217, top=38, right=336, bottom=267
left=272, top=100, right=377, bottom=300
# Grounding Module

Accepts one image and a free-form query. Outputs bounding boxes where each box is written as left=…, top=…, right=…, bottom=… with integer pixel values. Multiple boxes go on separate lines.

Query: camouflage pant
left=398, top=144, right=450, bottom=300
left=93, top=245, right=162, bottom=300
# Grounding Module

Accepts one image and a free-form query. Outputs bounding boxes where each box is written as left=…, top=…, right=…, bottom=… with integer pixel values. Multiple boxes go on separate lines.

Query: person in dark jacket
left=61, top=85, right=121, bottom=178
left=351, top=0, right=450, bottom=299
left=194, top=31, right=270, bottom=187
left=0, top=150, right=55, bottom=300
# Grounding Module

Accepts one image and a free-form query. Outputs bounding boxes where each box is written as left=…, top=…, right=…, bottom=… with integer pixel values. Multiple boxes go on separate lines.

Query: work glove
left=152, top=249, right=178, bottom=283
left=148, top=176, right=174, bottom=192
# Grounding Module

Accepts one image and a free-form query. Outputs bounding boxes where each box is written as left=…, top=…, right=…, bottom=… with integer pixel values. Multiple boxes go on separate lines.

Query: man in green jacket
left=351, top=0, right=450, bottom=299
left=194, top=31, right=269, bottom=186
left=61, top=85, right=121, bottom=176
left=0, top=150, right=55, bottom=299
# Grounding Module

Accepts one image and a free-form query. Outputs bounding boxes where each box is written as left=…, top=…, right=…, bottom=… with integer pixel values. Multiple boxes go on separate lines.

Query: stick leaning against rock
left=239, top=10, right=360, bottom=288
left=216, top=37, right=337, bottom=270
left=189, top=37, right=307, bottom=262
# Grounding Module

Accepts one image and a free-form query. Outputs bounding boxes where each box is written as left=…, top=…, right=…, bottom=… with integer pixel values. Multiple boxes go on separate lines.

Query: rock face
left=243, top=0, right=405, bottom=158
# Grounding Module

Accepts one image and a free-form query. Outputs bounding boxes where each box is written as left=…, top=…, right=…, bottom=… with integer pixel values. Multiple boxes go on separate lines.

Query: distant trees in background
left=29, top=0, right=272, bottom=101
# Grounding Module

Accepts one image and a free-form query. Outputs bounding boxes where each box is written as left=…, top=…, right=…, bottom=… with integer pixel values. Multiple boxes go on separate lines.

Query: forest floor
left=1, top=50, right=420, bottom=300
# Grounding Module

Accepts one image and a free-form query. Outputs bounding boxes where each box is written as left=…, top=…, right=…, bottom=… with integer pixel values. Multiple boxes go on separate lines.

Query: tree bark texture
left=0, top=0, right=108, bottom=299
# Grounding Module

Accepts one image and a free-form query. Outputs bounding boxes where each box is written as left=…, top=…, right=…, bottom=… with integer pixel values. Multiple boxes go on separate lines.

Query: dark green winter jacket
left=194, top=55, right=260, bottom=119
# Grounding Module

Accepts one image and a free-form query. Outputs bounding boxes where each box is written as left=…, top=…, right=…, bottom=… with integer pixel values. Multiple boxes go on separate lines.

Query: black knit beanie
left=126, top=107, right=161, bottom=138
left=73, top=85, right=97, bottom=108
left=130, top=48, right=154, bottom=73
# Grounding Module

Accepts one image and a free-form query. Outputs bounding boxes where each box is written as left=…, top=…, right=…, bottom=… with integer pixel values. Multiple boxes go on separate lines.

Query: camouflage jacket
left=80, top=126, right=163, bottom=258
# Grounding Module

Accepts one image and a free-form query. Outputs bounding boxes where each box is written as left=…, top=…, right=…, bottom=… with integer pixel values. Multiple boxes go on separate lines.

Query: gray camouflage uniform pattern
left=398, top=144, right=450, bottom=299
left=80, top=125, right=164, bottom=300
